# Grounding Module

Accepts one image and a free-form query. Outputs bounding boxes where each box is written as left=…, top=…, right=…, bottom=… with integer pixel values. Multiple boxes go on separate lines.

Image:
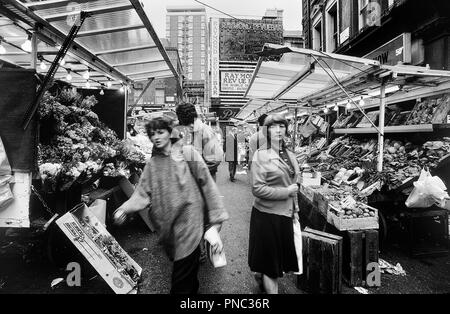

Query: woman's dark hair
left=257, top=114, right=268, bottom=126
left=145, top=117, right=173, bottom=138
left=263, top=113, right=289, bottom=134
left=176, top=102, right=198, bottom=126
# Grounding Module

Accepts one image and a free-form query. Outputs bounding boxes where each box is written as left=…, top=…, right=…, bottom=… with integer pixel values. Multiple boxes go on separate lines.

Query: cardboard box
left=0, top=172, right=30, bottom=228
left=300, top=172, right=321, bottom=186
left=56, top=204, right=142, bottom=294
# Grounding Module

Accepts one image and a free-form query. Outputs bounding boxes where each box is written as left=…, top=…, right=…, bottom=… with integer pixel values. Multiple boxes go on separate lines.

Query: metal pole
left=377, top=82, right=386, bottom=172
left=293, top=107, right=298, bottom=149
left=31, top=32, right=38, bottom=69
left=133, top=78, right=154, bottom=107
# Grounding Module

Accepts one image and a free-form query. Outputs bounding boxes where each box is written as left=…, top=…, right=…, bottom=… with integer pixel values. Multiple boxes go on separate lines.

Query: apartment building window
left=201, top=37, right=205, bottom=44
left=201, top=72, right=205, bottom=80
left=201, top=43, right=205, bottom=50
left=313, top=21, right=322, bottom=51
left=359, top=0, right=369, bottom=30
left=188, top=16, right=193, bottom=22
left=326, top=3, right=338, bottom=52
left=155, top=89, right=165, bottom=105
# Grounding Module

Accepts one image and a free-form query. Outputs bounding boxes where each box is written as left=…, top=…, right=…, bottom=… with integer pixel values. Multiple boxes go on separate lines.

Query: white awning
left=0, top=0, right=179, bottom=89
left=242, top=43, right=450, bottom=115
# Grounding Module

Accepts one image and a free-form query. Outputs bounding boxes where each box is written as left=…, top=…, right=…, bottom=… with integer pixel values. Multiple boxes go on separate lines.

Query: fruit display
left=406, top=94, right=450, bottom=125
left=304, top=135, right=450, bottom=192
left=356, top=111, right=379, bottom=128
left=329, top=199, right=377, bottom=220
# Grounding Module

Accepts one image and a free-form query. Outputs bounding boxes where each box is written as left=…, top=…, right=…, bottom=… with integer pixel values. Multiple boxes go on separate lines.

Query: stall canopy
left=0, top=0, right=179, bottom=88
left=241, top=43, right=450, bottom=171
left=242, top=43, right=450, bottom=115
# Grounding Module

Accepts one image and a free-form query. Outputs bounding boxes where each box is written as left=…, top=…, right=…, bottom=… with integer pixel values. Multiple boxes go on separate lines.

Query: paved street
left=116, top=163, right=302, bottom=294
left=1, top=163, right=449, bottom=294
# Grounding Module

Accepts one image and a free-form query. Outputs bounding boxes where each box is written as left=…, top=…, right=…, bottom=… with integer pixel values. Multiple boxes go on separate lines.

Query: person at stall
left=113, top=116, right=229, bottom=294
left=225, top=126, right=238, bottom=182
left=175, top=102, right=223, bottom=181
left=248, top=113, right=300, bottom=294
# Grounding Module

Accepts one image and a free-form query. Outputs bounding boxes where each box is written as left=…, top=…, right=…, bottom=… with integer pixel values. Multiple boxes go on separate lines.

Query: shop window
left=326, top=3, right=338, bottom=52
left=313, top=21, right=322, bottom=51
left=155, top=89, right=165, bottom=105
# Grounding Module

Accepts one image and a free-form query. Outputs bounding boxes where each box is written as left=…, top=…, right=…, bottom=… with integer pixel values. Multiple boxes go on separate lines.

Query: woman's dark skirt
left=248, top=207, right=299, bottom=279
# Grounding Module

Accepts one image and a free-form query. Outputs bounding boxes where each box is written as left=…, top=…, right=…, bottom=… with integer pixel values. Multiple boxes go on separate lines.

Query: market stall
left=240, top=43, right=450, bottom=289
left=0, top=0, right=180, bottom=294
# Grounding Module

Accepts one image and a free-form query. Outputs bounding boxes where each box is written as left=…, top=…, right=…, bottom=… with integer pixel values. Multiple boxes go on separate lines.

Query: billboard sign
left=220, top=71, right=253, bottom=92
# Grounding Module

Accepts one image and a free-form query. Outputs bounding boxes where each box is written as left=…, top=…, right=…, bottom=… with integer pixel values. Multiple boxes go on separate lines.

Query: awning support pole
left=293, top=107, right=298, bottom=149
left=31, top=31, right=38, bottom=69
left=133, top=78, right=154, bottom=107
left=377, top=82, right=386, bottom=172
left=310, top=55, right=381, bottom=134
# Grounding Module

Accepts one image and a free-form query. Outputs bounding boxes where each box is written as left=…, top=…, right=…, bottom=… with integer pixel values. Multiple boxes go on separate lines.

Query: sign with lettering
left=364, top=33, right=411, bottom=65
left=211, top=18, right=220, bottom=97
left=210, top=107, right=241, bottom=120
left=220, top=72, right=253, bottom=92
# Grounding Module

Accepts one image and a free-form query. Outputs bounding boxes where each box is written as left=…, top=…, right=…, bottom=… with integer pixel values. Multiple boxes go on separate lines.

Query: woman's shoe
left=254, top=273, right=265, bottom=294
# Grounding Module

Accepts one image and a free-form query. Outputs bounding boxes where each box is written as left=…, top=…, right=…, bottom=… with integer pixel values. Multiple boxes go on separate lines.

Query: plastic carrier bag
left=405, top=169, right=449, bottom=208
left=0, top=136, right=13, bottom=210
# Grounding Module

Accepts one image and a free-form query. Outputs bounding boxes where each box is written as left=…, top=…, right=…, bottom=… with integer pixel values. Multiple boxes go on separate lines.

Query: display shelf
left=334, top=124, right=434, bottom=134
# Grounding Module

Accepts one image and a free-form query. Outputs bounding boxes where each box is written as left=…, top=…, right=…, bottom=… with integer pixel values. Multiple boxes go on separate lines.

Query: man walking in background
left=249, top=114, right=268, bottom=170
left=225, top=126, right=238, bottom=182
left=176, top=103, right=223, bottom=181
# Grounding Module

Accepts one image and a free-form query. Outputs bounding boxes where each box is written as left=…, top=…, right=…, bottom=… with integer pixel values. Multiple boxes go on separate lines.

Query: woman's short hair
left=145, top=117, right=173, bottom=137
left=263, top=113, right=289, bottom=133
left=176, top=102, right=198, bottom=126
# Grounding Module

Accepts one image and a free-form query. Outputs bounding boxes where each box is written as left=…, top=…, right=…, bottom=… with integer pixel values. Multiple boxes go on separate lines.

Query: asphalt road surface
left=1, top=163, right=449, bottom=294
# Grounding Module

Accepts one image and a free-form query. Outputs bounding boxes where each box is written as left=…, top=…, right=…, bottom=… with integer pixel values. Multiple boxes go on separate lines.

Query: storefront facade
left=302, top=0, right=450, bottom=70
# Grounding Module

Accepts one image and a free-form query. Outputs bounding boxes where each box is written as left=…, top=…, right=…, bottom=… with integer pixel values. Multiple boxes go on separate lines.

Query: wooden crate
left=297, top=227, right=343, bottom=294
left=314, top=192, right=329, bottom=218
left=342, top=229, right=380, bottom=287
left=299, top=184, right=317, bottom=205
left=327, top=204, right=379, bottom=231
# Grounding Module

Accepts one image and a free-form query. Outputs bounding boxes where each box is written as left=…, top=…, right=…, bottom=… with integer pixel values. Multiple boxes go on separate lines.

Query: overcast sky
left=141, top=0, right=303, bottom=38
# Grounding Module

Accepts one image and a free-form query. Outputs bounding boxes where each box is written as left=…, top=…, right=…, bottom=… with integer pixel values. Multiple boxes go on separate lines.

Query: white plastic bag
left=405, top=169, right=449, bottom=208
left=293, top=217, right=303, bottom=275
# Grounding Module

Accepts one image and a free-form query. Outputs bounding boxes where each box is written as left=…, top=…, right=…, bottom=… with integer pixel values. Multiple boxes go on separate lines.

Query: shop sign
left=363, top=33, right=411, bottom=65
left=340, top=27, right=350, bottom=45
left=211, top=18, right=220, bottom=97
left=220, top=72, right=253, bottom=92
left=210, top=107, right=241, bottom=120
